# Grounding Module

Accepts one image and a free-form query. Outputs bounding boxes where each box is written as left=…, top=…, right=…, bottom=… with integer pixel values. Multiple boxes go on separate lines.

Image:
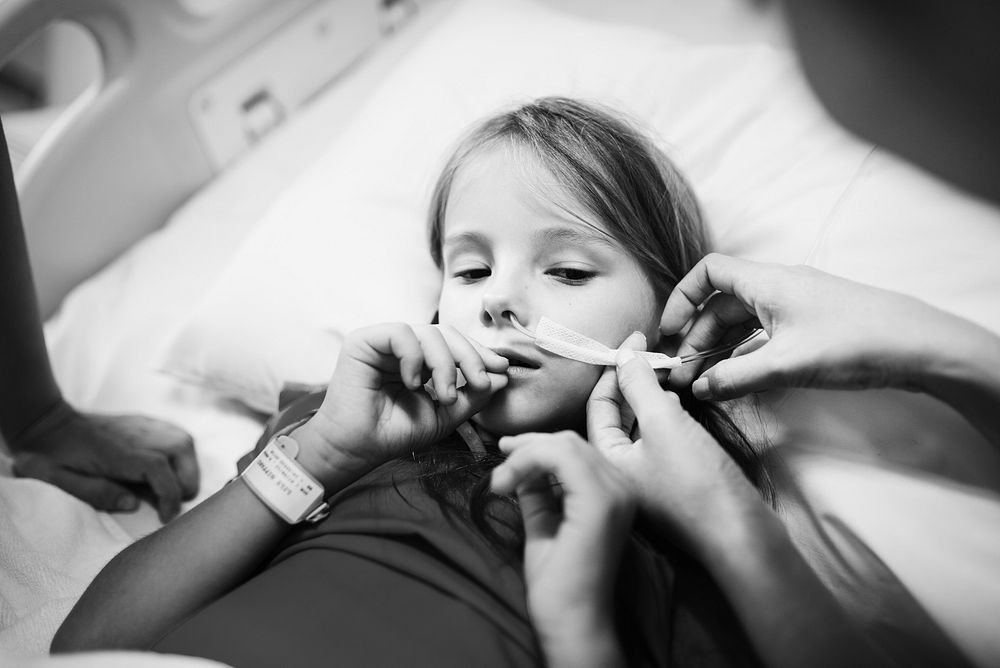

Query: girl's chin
left=471, top=405, right=582, bottom=439
left=470, top=413, right=526, bottom=438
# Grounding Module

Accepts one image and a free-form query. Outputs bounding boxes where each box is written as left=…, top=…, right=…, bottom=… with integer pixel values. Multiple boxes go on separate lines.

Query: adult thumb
left=692, top=350, right=774, bottom=400
left=614, top=347, right=679, bottom=425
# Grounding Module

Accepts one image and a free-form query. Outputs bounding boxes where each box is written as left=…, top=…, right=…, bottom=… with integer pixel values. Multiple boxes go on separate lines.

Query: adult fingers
left=167, top=439, right=200, bottom=501
left=106, top=451, right=185, bottom=523
left=493, top=453, right=562, bottom=541
left=12, top=453, right=140, bottom=513
left=613, top=348, right=684, bottom=435
left=667, top=293, right=758, bottom=389
left=587, top=331, right=647, bottom=447
left=493, top=433, right=629, bottom=538
left=660, top=254, right=763, bottom=335
left=691, top=348, right=782, bottom=401
left=111, top=415, right=201, bottom=501
left=142, top=453, right=185, bottom=523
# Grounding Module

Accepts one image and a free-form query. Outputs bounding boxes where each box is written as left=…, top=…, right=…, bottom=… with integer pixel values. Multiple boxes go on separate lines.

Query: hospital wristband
left=240, top=435, right=330, bottom=524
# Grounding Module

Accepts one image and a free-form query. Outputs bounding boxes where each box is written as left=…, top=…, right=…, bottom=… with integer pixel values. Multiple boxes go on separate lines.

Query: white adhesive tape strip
left=534, top=318, right=681, bottom=369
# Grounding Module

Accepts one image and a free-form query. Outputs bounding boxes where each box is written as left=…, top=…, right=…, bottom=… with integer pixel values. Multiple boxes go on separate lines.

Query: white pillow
left=160, top=0, right=873, bottom=413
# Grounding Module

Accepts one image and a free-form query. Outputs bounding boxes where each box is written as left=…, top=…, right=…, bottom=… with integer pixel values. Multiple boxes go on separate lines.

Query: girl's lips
left=491, top=346, right=541, bottom=369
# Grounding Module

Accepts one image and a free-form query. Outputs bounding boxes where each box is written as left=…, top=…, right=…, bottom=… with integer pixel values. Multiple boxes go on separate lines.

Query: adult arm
left=1, top=117, right=198, bottom=520
left=0, top=116, right=64, bottom=448
left=588, top=344, right=892, bottom=668
left=661, top=253, right=1000, bottom=449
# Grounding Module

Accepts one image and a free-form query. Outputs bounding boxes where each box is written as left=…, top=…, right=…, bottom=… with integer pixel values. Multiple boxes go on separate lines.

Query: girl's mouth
left=491, top=347, right=541, bottom=370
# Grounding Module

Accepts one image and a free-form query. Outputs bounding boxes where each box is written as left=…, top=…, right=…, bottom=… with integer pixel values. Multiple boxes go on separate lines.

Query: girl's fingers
left=464, top=336, right=511, bottom=375
left=411, top=325, right=459, bottom=403
left=436, top=325, right=499, bottom=392
left=360, top=323, right=426, bottom=390
left=443, top=372, right=509, bottom=423
left=353, top=322, right=509, bottom=405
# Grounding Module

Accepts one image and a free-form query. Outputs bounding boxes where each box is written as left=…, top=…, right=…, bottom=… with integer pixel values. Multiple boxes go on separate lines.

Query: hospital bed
left=1, top=0, right=999, bottom=665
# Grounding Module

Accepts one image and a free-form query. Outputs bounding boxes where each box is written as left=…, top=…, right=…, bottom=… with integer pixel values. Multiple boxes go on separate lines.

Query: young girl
left=52, top=98, right=885, bottom=667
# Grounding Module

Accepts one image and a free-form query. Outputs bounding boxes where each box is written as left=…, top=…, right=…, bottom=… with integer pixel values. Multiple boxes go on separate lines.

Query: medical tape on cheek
left=533, top=318, right=681, bottom=370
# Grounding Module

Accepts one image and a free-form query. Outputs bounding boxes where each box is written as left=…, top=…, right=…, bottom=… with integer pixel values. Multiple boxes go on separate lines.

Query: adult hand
left=588, top=333, right=762, bottom=556
left=296, top=323, right=509, bottom=487
left=11, top=400, right=199, bottom=523
left=491, top=431, right=633, bottom=668
left=661, top=253, right=965, bottom=401
left=590, top=338, right=896, bottom=668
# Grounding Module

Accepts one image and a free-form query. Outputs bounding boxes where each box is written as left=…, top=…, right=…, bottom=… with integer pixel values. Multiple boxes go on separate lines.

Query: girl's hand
left=491, top=431, right=633, bottom=668
left=587, top=333, right=762, bottom=557
left=295, top=323, right=509, bottom=488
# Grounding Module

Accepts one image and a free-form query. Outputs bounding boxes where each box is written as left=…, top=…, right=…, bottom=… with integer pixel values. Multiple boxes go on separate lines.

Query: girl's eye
left=453, top=267, right=491, bottom=282
left=547, top=267, right=596, bottom=284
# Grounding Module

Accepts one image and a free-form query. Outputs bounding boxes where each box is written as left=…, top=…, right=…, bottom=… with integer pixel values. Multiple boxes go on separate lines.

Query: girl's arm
left=589, top=346, right=893, bottom=668
left=51, top=420, right=349, bottom=651
left=53, top=323, right=509, bottom=652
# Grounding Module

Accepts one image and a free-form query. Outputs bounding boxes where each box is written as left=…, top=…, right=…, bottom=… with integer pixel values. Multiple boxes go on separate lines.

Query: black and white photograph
left=1, top=1, right=998, bottom=666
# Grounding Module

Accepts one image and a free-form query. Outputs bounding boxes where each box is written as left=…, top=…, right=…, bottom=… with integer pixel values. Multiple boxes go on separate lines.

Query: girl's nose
left=481, top=293, right=523, bottom=328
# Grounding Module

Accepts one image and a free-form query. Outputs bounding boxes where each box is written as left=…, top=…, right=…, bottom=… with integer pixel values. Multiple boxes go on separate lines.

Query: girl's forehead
left=445, top=144, right=614, bottom=243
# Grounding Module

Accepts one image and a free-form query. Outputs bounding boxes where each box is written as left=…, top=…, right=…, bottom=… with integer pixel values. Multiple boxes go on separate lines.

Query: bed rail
left=0, top=0, right=381, bottom=318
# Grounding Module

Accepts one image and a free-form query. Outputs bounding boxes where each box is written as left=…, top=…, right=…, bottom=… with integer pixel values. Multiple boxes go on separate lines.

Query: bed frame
left=0, top=0, right=387, bottom=318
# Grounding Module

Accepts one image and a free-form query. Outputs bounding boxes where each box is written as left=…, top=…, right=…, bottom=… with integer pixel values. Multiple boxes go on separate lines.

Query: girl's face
left=437, top=146, right=662, bottom=435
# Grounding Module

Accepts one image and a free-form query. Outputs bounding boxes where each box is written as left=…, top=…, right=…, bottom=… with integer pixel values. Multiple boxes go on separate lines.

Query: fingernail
left=615, top=347, right=637, bottom=367
left=633, top=331, right=647, bottom=345
left=447, top=384, right=457, bottom=401
left=692, top=377, right=711, bottom=400
left=490, top=466, right=509, bottom=490
left=117, top=494, right=138, bottom=511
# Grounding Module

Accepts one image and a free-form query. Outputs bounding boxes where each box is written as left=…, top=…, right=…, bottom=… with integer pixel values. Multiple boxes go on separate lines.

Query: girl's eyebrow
left=442, top=231, right=488, bottom=251
left=538, top=226, right=617, bottom=250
